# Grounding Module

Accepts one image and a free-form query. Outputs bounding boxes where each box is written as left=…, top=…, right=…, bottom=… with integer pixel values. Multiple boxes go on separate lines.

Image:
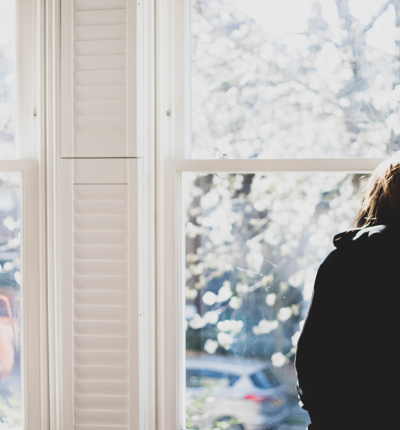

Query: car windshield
left=250, top=368, right=280, bottom=389
left=186, top=368, right=240, bottom=388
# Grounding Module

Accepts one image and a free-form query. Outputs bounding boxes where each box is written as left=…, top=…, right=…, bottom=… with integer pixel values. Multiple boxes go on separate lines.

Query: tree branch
left=362, top=0, right=392, bottom=34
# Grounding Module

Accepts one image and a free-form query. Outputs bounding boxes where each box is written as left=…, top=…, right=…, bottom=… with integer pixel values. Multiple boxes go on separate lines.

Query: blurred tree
left=191, top=0, right=400, bottom=159
left=185, top=0, right=397, bottom=366
left=185, top=171, right=366, bottom=362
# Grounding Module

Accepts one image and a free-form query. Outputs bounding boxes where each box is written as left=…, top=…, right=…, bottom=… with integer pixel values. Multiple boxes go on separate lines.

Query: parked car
left=186, top=355, right=289, bottom=430
left=0, top=292, right=20, bottom=381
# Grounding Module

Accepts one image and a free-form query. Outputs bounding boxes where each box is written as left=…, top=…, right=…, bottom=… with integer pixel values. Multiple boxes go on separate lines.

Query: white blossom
left=271, top=352, right=287, bottom=368
left=204, top=339, right=219, bottom=354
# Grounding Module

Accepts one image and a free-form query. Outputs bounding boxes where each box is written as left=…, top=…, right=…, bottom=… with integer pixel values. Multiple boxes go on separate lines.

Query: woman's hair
left=356, top=154, right=400, bottom=228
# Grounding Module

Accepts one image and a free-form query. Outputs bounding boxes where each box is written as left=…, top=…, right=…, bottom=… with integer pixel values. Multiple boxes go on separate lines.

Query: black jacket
left=295, top=224, right=400, bottom=429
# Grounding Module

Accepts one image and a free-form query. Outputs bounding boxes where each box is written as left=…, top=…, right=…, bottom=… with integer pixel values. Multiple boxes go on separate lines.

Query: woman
left=295, top=155, right=400, bottom=429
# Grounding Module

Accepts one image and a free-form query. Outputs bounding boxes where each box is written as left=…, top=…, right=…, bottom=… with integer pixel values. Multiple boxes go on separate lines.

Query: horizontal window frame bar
left=167, top=158, right=385, bottom=173
left=0, top=160, right=37, bottom=172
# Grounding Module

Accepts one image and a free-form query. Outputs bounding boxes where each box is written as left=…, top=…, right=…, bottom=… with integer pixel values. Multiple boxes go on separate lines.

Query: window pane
left=183, top=172, right=366, bottom=429
left=191, top=0, right=400, bottom=159
left=0, top=173, right=22, bottom=428
left=0, top=1, right=16, bottom=159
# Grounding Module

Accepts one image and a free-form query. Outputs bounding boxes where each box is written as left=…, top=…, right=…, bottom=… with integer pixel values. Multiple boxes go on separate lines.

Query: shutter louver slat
left=74, top=231, right=127, bottom=246
left=74, top=260, right=127, bottom=276
left=73, top=261, right=127, bottom=277
left=74, top=70, right=126, bottom=86
left=74, top=24, right=127, bottom=41
left=74, top=214, right=127, bottom=230
left=74, top=305, right=128, bottom=320
left=74, top=335, right=128, bottom=351
left=73, top=134, right=126, bottom=157
left=75, top=290, right=127, bottom=306
left=75, top=351, right=129, bottom=367
left=74, top=199, right=127, bottom=214
left=74, top=55, right=126, bottom=71
left=74, top=275, right=128, bottom=290
left=74, top=235, right=127, bottom=248
left=74, top=321, right=128, bottom=336
left=74, top=116, right=126, bottom=133
left=76, top=412, right=129, bottom=427
left=75, top=395, right=129, bottom=411
left=75, top=410, right=129, bottom=426
left=75, top=426, right=128, bottom=430
left=74, top=85, right=126, bottom=101
left=74, top=0, right=127, bottom=11
left=74, top=10, right=127, bottom=26
left=75, top=365, right=129, bottom=381
left=74, top=184, right=127, bottom=199
left=74, top=101, right=126, bottom=116
left=75, top=381, right=129, bottom=396
left=74, top=40, right=126, bottom=56
left=73, top=180, right=131, bottom=428
left=74, top=245, right=128, bottom=260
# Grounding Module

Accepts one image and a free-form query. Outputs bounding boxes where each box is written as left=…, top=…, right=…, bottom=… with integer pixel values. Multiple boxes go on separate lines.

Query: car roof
left=186, top=355, right=271, bottom=375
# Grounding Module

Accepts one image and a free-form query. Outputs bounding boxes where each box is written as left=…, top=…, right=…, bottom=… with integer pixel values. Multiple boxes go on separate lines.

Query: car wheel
left=213, top=416, right=244, bottom=430
left=227, top=425, right=244, bottom=430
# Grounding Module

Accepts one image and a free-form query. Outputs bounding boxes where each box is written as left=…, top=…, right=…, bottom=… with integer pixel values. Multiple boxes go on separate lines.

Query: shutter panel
left=61, top=0, right=139, bottom=157
left=60, top=0, right=144, bottom=427
left=61, top=159, right=142, bottom=429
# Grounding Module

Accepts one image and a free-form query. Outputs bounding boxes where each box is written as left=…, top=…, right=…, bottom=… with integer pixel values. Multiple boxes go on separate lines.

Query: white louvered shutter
left=60, top=0, right=143, bottom=428
left=61, top=0, right=138, bottom=158
left=61, top=160, right=142, bottom=430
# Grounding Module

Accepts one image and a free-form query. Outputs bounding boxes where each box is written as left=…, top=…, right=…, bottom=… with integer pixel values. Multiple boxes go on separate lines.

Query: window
left=0, top=1, right=16, bottom=160
left=157, top=1, right=389, bottom=430
left=0, top=0, right=40, bottom=428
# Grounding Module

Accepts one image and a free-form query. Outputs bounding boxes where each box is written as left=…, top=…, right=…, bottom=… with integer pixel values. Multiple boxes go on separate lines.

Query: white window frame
left=0, top=161, right=40, bottom=429
left=0, top=0, right=45, bottom=428
left=155, top=1, right=386, bottom=429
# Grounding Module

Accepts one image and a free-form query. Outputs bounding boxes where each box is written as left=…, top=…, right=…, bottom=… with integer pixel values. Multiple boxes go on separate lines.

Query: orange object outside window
left=0, top=294, right=17, bottom=381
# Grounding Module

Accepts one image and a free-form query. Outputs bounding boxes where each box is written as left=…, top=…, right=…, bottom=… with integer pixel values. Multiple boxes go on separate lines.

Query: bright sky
left=236, top=0, right=396, bottom=55
left=0, top=0, right=15, bottom=49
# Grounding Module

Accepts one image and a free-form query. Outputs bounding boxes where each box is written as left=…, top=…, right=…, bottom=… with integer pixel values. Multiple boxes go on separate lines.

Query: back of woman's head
left=356, top=154, right=400, bottom=228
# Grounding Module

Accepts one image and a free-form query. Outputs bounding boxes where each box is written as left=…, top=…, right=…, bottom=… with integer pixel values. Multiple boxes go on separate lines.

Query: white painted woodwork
left=73, top=173, right=129, bottom=428
left=73, top=158, right=128, bottom=183
left=61, top=158, right=143, bottom=430
left=61, top=0, right=138, bottom=157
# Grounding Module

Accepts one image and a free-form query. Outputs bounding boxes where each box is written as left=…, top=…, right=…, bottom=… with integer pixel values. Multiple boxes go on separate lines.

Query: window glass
left=0, top=0, right=16, bottom=160
left=183, top=172, right=366, bottom=429
left=262, top=367, right=280, bottom=387
left=250, top=368, right=280, bottom=389
left=186, top=368, right=240, bottom=388
left=191, top=0, right=400, bottom=159
left=0, top=173, right=21, bottom=429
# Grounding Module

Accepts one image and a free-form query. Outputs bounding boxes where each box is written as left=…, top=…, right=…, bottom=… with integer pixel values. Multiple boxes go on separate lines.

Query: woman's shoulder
left=332, top=224, right=400, bottom=250
left=321, top=223, right=400, bottom=276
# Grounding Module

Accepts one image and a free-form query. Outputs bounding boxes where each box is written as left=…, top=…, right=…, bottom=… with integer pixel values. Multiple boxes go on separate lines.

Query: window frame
left=0, top=160, right=40, bottom=429
left=155, top=1, right=387, bottom=430
left=0, top=0, right=44, bottom=428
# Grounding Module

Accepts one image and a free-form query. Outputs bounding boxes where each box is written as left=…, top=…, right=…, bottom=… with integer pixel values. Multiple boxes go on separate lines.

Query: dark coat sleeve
left=295, top=259, right=336, bottom=413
